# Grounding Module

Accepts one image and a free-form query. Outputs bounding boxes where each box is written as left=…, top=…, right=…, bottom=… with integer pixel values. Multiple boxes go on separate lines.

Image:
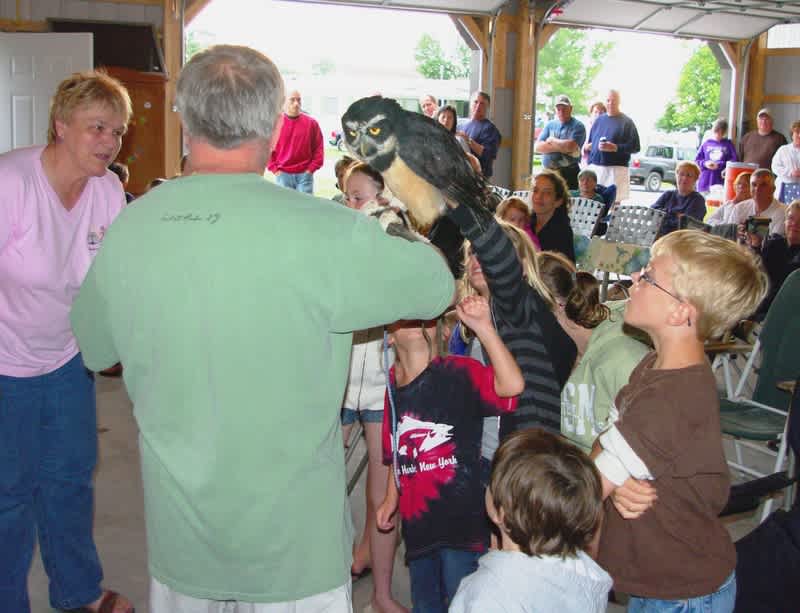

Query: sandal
left=66, top=590, right=135, bottom=613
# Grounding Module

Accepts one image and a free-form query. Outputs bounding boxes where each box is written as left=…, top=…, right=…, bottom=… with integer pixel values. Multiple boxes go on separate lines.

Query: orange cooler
left=724, top=162, right=759, bottom=202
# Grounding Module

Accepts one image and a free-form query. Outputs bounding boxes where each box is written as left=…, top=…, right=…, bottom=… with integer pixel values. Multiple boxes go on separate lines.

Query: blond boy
left=593, top=230, right=768, bottom=612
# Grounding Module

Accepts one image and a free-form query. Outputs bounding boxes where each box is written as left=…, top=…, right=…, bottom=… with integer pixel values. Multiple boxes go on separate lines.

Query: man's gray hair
left=752, top=168, right=775, bottom=185
left=176, top=45, right=284, bottom=150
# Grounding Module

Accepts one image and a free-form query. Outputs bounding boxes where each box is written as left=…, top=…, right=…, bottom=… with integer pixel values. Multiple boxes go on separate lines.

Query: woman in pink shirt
left=0, top=72, right=134, bottom=613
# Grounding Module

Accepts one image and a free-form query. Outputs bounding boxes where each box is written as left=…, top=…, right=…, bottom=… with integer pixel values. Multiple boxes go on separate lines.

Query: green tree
left=656, top=44, right=720, bottom=133
left=414, top=33, right=470, bottom=80
left=536, top=30, right=614, bottom=116
left=184, top=30, right=213, bottom=63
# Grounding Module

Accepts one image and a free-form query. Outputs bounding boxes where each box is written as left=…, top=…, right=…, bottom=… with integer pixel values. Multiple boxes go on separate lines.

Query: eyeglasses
left=638, top=268, right=682, bottom=303
left=637, top=267, right=692, bottom=327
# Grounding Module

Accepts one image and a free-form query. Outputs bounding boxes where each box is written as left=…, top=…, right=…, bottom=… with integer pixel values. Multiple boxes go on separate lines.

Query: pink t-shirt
left=0, top=146, right=125, bottom=376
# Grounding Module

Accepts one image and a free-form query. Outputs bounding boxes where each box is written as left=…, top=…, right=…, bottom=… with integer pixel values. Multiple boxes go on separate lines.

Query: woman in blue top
left=652, top=161, right=706, bottom=236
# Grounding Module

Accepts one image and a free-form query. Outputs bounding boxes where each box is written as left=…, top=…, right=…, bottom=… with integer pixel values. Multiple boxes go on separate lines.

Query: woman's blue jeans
left=408, top=547, right=481, bottom=613
left=628, top=571, right=736, bottom=613
left=0, top=354, right=103, bottom=613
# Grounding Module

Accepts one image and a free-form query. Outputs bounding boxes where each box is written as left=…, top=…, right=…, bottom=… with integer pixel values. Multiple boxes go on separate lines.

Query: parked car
left=629, top=144, right=698, bottom=192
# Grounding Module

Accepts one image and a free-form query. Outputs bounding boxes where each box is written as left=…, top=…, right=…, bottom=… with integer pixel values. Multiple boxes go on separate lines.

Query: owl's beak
left=360, top=142, right=377, bottom=158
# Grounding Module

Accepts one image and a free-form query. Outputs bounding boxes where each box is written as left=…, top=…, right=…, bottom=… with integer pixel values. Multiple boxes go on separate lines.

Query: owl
left=341, top=96, right=491, bottom=230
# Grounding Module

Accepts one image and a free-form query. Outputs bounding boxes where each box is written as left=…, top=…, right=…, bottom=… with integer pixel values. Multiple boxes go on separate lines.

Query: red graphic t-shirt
left=382, top=356, right=517, bottom=561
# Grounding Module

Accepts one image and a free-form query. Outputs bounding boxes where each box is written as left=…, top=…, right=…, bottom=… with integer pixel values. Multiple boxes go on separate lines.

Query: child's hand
left=456, top=295, right=492, bottom=336
left=376, top=497, right=398, bottom=532
left=611, top=477, right=658, bottom=519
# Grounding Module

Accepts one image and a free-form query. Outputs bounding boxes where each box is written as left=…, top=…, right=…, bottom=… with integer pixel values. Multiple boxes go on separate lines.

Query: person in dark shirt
left=457, top=91, right=501, bottom=178
left=651, top=161, right=706, bottom=237
left=376, top=298, right=522, bottom=612
left=532, top=169, right=575, bottom=261
left=751, top=199, right=800, bottom=318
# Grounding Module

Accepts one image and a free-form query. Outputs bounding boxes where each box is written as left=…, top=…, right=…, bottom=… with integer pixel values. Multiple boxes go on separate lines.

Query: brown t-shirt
left=598, top=352, right=735, bottom=599
left=740, top=129, right=788, bottom=170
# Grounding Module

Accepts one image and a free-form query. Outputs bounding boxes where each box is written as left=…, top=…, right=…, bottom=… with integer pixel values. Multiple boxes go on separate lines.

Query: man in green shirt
left=71, top=45, right=454, bottom=611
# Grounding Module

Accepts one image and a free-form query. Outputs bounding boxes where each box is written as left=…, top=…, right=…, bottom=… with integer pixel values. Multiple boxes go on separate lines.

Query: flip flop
left=350, top=565, right=372, bottom=582
left=65, top=590, right=135, bottom=613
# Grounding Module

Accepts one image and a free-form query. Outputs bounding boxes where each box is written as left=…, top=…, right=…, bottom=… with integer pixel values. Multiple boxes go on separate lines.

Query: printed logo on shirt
left=394, top=414, right=459, bottom=520
left=87, top=225, right=107, bottom=252
left=397, top=415, right=453, bottom=459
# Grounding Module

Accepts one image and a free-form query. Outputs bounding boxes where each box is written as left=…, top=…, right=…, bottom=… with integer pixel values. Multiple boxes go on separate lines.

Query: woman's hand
left=611, top=477, right=658, bottom=519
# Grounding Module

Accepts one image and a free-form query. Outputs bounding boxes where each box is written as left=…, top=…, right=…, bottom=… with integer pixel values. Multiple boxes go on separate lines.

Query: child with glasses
left=591, top=230, right=768, bottom=613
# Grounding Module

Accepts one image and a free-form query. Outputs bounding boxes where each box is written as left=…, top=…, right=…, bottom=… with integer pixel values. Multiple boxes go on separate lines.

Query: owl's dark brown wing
left=395, top=110, right=492, bottom=229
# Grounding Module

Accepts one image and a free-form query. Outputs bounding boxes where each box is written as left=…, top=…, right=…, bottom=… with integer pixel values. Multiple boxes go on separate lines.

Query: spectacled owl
left=341, top=96, right=491, bottom=230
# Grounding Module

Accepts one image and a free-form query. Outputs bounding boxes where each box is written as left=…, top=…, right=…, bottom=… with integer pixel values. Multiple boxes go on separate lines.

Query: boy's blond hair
left=651, top=230, right=768, bottom=340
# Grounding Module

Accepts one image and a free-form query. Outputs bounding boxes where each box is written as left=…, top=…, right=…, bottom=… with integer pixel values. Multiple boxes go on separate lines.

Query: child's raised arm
left=456, top=295, right=524, bottom=397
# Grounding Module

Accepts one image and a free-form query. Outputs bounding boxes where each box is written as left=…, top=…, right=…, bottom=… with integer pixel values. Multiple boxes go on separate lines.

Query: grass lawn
left=264, top=145, right=345, bottom=200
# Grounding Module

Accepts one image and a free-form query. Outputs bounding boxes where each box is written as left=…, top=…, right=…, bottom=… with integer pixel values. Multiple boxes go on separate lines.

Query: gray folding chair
left=569, top=197, right=604, bottom=237
left=593, top=205, right=665, bottom=300
left=490, top=185, right=511, bottom=199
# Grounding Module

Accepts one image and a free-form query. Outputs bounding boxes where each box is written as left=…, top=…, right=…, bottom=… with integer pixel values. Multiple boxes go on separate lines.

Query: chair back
left=605, top=205, right=665, bottom=247
left=511, top=189, right=531, bottom=203
left=752, top=269, right=800, bottom=410
left=789, top=376, right=800, bottom=460
left=569, top=197, right=604, bottom=237
left=780, top=182, right=800, bottom=204
left=490, top=185, right=511, bottom=199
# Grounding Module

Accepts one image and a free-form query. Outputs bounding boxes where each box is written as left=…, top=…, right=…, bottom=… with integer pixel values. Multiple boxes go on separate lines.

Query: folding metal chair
left=489, top=185, right=511, bottom=199
left=588, top=205, right=665, bottom=300
left=720, top=270, right=800, bottom=522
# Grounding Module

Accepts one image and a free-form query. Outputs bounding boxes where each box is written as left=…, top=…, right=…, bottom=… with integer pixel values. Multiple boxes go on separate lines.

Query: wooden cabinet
left=106, top=66, right=168, bottom=196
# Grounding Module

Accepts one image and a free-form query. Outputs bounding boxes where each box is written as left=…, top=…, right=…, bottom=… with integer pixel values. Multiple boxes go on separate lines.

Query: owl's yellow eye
left=369, top=127, right=381, bottom=136
left=348, top=130, right=357, bottom=137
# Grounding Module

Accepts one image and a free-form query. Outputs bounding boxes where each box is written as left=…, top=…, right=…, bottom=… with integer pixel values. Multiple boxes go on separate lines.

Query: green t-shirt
left=71, top=174, right=454, bottom=601
left=561, top=301, right=649, bottom=453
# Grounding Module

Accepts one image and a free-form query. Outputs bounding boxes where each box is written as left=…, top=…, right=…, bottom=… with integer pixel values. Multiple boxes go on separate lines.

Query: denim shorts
left=341, top=406, right=384, bottom=426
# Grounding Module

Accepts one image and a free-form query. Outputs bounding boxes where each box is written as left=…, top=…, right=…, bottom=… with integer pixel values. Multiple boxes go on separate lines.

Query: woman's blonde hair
left=459, top=220, right=555, bottom=341
left=496, top=197, right=531, bottom=223
left=537, top=251, right=609, bottom=329
left=48, top=70, right=132, bottom=144
left=734, top=172, right=752, bottom=187
left=651, top=230, right=768, bottom=340
left=675, top=160, right=701, bottom=179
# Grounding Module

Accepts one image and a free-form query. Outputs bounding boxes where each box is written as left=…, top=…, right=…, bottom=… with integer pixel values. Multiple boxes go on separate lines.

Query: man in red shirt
left=268, top=90, right=324, bottom=194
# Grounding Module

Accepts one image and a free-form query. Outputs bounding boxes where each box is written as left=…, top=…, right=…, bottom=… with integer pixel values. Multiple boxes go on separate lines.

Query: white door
left=0, top=33, right=92, bottom=154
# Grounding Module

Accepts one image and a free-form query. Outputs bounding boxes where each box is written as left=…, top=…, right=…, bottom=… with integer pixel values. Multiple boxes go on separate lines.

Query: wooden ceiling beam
left=185, top=0, right=214, bottom=25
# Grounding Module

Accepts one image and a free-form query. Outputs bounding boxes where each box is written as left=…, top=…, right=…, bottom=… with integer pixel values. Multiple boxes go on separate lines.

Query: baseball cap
left=555, top=95, right=572, bottom=107
left=757, top=108, right=772, bottom=118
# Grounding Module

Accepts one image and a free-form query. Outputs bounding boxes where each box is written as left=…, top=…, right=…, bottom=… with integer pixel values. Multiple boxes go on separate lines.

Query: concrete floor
left=27, top=373, right=783, bottom=613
